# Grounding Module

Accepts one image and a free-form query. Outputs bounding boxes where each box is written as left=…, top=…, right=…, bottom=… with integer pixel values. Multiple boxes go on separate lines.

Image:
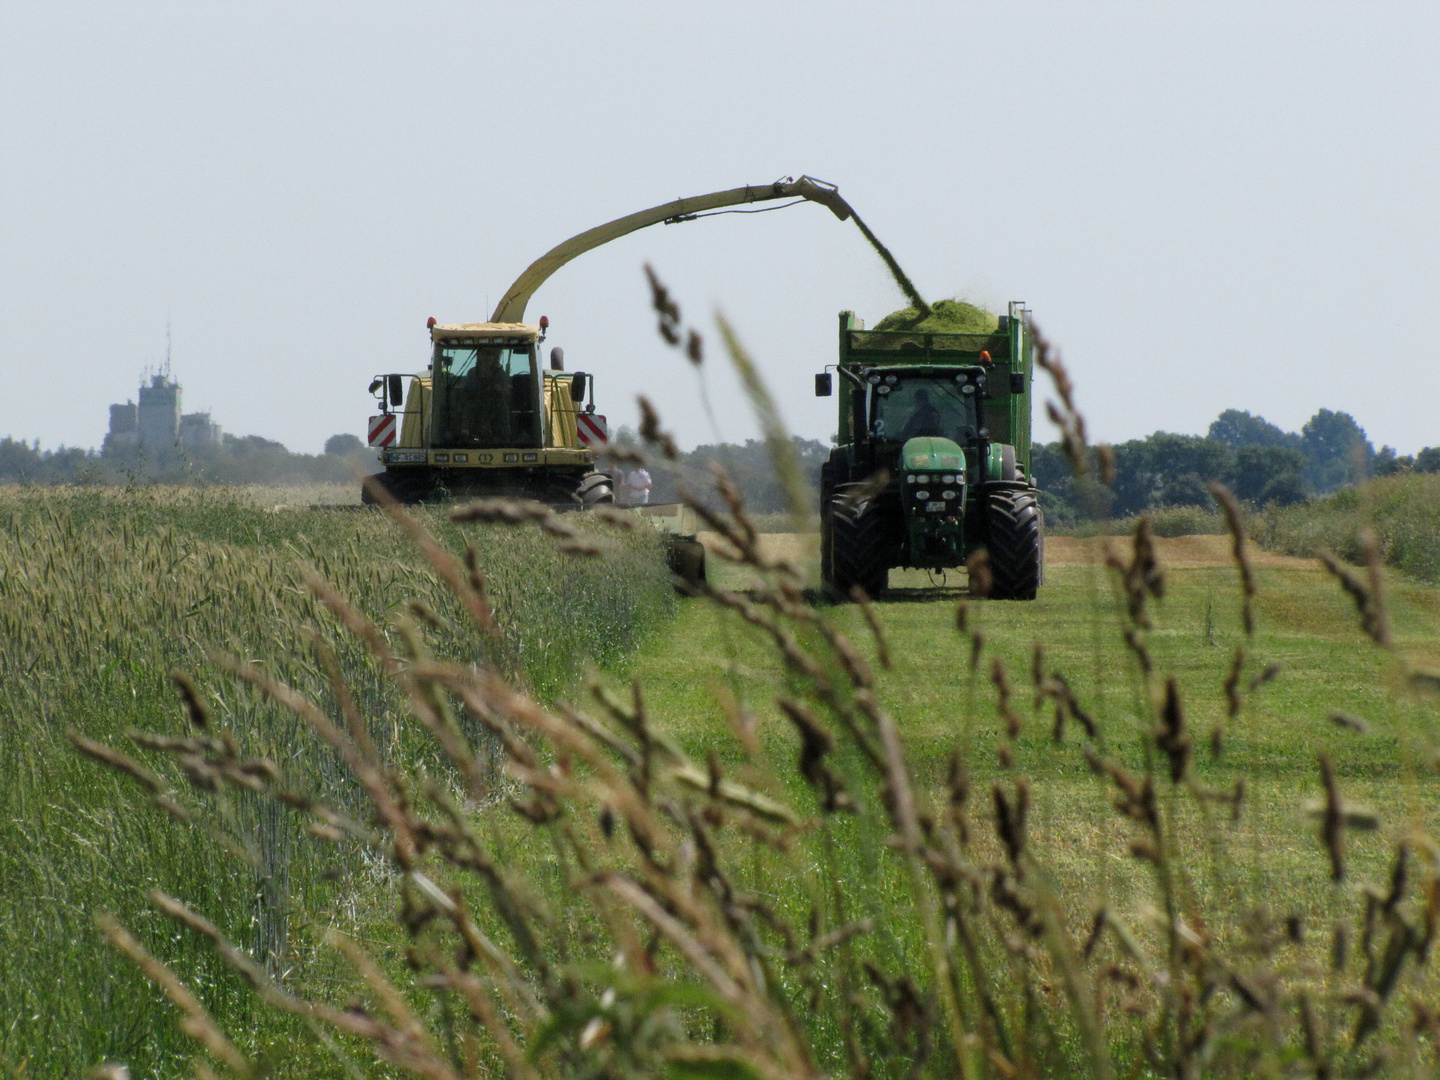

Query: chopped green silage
left=872, top=298, right=999, bottom=334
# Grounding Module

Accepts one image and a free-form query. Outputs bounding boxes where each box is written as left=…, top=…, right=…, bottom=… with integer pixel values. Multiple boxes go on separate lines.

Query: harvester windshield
left=867, top=375, right=980, bottom=444
left=430, top=341, right=540, bottom=449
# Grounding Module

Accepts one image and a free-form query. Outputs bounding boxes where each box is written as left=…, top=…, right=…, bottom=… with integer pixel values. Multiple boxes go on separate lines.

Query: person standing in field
left=625, top=467, right=653, bottom=505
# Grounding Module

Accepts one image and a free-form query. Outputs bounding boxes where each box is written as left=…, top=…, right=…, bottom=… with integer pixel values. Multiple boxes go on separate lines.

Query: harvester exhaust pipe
left=550, top=346, right=565, bottom=371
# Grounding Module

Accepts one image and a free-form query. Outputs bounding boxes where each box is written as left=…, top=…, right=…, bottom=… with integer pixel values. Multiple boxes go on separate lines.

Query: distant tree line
left=1034, top=408, right=1440, bottom=525
left=7, top=408, right=1433, bottom=529
left=0, top=432, right=377, bottom=486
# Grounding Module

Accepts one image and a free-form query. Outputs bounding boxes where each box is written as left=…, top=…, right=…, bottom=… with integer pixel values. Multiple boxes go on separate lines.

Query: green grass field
left=0, top=485, right=674, bottom=1079
left=650, top=531, right=1440, bottom=919
left=4, top=485, right=1439, bottom=1078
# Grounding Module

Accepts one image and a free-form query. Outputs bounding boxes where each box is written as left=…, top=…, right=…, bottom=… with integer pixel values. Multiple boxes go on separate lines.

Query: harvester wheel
left=827, top=489, right=890, bottom=600
left=985, top=488, right=1043, bottom=600
left=361, top=470, right=429, bottom=505
left=575, top=471, right=615, bottom=505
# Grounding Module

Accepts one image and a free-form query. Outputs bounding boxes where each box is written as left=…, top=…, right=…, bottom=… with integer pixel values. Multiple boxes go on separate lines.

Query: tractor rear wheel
left=575, top=471, right=615, bottom=505
left=985, top=488, right=1043, bottom=600
left=827, top=489, right=890, bottom=600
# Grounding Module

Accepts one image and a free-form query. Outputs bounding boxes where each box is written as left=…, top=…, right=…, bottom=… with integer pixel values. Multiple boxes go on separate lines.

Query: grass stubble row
left=6, top=291, right=1440, bottom=1078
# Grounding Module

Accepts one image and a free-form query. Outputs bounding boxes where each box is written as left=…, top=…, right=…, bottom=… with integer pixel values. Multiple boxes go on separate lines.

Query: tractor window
left=430, top=343, right=540, bottom=449
left=870, top=379, right=979, bottom=444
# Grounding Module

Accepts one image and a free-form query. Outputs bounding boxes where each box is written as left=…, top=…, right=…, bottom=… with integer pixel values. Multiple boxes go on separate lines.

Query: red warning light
left=979, top=350, right=993, bottom=365
left=539, top=315, right=550, bottom=330
left=426, top=316, right=437, bottom=329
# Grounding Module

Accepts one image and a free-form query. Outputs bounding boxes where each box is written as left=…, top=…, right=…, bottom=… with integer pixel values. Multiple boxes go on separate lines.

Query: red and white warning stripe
left=368, top=413, right=397, bottom=447
left=577, top=413, right=608, bottom=447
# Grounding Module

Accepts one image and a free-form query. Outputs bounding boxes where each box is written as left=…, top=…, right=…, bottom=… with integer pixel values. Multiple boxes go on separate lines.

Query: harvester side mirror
left=388, top=374, right=405, bottom=408
left=368, top=377, right=383, bottom=396
left=1009, top=372, right=1025, bottom=394
left=814, top=373, right=833, bottom=397
left=570, top=372, right=588, bottom=402
left=550, top=346, right=565, bottom=371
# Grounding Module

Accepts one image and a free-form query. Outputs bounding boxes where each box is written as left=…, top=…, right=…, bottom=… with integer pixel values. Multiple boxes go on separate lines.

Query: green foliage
left=1035, top=406, right=1438, bottom=525
left=1207, top=408, right=1298, bottom=451
left=1254, top=471, right=1440, bottom=583
left=1301, top=408, right=1374, bottom=493
left=0, top=433, right=378, bottom=486
left=1054, top=504, right=1228, bottom=539
left=0, top=486, right=675, bottom=1078
left=322, top=433, right=367, bottom=457
left=1109, top=432, right=1233, bottom=512
left=1232, top=444, right=1307, bottom=506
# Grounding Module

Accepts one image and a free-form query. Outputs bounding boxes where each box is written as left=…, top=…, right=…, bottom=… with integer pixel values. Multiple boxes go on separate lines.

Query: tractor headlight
left=906, top=474, right=917, bottom=483
left=942, top=474, right=956, bottom=484
left=942, top=490, right=958, bottom=500
left=914, top=490, right=930, bottom=500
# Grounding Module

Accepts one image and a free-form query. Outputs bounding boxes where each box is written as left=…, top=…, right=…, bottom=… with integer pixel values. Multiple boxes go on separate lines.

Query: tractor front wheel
left=826, top=489, right=890, bottom=600
left=985, top=488, right=1043, bottom=600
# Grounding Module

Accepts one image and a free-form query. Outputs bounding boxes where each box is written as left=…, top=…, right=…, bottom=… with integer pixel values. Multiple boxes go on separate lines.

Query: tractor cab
left=836, top=364, right=991, bottom=480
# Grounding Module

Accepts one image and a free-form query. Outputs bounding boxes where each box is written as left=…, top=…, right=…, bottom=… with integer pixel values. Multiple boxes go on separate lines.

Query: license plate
left=926, top=500, right=946, bottom=512
left=387, top=452, right=426, bottom=463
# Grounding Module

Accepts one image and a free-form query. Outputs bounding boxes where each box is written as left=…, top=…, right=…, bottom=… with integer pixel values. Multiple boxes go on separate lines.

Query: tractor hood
left=902, top=436, right=965, bottom=472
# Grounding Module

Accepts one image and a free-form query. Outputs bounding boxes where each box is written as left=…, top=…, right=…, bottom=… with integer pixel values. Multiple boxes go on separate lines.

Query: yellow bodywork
left=544, top=372, right=582, bottom=449
left=397, top=378, right=430, bottom=448
left=390, top=321, right=589, bottom=458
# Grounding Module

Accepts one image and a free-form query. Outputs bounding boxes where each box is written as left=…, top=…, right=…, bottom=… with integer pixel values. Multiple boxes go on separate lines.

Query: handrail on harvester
left=489, top=175, right=929, bottom=324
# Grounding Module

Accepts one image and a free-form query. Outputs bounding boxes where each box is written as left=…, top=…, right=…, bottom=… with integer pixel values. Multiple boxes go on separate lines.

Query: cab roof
left=430, top=322, right=540, bottom=343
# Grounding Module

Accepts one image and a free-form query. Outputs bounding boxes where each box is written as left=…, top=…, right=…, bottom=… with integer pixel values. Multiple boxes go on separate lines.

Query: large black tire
left=985, top=488, right=1043, bottom=601
left=827, top=489, right=890, bottom=600
left=575, top=471, right=615, bottom=505
left=361, top=469, right=430, bottom=505
left=818, top=462, right=837, bottom=591
left=665, top=538, right=707, bottom=587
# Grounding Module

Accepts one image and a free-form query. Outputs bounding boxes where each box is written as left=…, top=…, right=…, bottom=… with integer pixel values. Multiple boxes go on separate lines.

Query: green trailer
left=816, top=302, right=1043, bottom=600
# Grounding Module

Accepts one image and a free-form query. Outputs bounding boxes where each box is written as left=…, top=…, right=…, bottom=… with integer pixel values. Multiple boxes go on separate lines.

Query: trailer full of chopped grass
left=872, top=297, right=999, bottom=334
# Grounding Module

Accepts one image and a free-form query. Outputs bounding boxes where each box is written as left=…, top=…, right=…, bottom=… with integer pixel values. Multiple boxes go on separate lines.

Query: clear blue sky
left=2, top=2, right=1436, bottom=454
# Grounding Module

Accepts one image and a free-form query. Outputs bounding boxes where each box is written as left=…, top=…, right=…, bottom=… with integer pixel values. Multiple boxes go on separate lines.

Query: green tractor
left=817, top=303, right=1044, bottom=600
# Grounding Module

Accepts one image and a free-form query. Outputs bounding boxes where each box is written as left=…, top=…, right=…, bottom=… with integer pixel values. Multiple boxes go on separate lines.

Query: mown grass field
left=3, top=484, right=1439, bottom=1078
left=639, top=530, right=1440, bottom=1038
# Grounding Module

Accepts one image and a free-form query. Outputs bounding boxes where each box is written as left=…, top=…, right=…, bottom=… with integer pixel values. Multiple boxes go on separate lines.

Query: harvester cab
left=364, top=318, right=613, bottom=506
left=818, top=303, right=1044, bottom=600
